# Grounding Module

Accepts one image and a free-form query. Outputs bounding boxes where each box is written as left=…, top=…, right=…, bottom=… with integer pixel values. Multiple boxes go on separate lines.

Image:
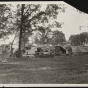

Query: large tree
left=34, top=29, right=66, bottom=45
left=13, top=4, right=65, bottom=56
left=52, top=30, right=66, bottom=45
left=35, top=26, right=52, bottom=45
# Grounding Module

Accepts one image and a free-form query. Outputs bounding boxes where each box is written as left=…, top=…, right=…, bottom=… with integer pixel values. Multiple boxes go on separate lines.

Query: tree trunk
left=18, top=4, right=24, bottom=58
left=10, top=31, right=19, bottom=55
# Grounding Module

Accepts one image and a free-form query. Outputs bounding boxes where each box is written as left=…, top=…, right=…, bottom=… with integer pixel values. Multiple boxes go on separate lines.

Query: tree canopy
left=0, top=3, right=66, bottom=54
left=69, top=32, right=88, bottom=46
left=0, top=4, right=11, bottom=39
left=34, top=29, right=66, bottom=45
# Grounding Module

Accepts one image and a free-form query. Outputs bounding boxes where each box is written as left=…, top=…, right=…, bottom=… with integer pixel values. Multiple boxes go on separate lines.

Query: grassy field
left=0, top=54, right=88, bottom=84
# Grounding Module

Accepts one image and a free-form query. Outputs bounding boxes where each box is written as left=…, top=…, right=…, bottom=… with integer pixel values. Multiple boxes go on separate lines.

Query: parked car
left=35, top=47, right=54, bottom=57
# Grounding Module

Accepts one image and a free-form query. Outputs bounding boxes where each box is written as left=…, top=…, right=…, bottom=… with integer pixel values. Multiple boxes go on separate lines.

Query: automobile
left=35, top=47, right=54, bottom=57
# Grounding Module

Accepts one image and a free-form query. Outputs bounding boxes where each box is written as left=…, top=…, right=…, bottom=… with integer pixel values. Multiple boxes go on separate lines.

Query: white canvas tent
left=72, top=46, right=81, bottom=53
left=27, top=46, right=38, bottom=55
left=78, top=46, right=88, bottom=52
left=72, top=46, right=88, bottom=55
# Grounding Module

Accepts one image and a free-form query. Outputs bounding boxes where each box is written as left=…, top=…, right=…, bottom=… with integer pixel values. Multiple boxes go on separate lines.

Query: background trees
left=52, top=30, right=66, bottom=45
left=69, top=32, right=88, bottom=46
left=34, top=29, right=66, bottom=45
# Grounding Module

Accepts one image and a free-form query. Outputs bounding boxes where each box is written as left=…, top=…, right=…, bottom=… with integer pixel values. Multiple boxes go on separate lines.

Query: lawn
left=0, top=54, right=88, bottom=84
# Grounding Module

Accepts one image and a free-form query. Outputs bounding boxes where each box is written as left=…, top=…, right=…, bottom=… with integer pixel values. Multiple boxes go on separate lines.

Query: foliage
left=0, top=4, right=66, bottom=47
left=34, top=29, right=66, bottom=45
left=69, top=32, right=88, bottom=46
left=0, top=4, right=11, bottom=39
left=51, top=30, right=66, bottom=45
left=14, top=4, right=65, bottom=44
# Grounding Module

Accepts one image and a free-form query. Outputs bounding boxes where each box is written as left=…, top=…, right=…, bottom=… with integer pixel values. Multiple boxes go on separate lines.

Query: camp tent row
left=21, top=45, right=88, bottom=56
left=62, top=45, right=88, bottom=55
left=72, top=46, right=88, bottom=55
left=25, top=45, right=55, bottom=55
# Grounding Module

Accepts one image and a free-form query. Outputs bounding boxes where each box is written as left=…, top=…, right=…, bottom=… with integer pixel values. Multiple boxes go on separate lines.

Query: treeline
left=69, top=32, right=88, bottom=46
left=34, top=29, right=66, bottom=45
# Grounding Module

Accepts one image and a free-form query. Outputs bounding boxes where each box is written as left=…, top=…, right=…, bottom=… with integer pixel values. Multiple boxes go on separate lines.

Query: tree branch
left=24, top=11, right=46, bottom=26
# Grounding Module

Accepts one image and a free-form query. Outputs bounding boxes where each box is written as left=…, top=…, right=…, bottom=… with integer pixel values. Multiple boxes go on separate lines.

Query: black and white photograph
left=0, top=0, right=88, bottom=87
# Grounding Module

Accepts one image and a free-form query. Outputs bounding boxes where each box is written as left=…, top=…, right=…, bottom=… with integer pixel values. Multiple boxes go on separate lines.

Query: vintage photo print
left=0, top=1, right=88, bottom=87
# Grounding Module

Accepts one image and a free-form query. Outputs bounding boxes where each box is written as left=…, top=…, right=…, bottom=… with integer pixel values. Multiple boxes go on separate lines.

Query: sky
left=46, top=2, right=88, bottom=40
left=0, top=1, right=88, bottom=45
left=55, top=2, right=88, bottom=40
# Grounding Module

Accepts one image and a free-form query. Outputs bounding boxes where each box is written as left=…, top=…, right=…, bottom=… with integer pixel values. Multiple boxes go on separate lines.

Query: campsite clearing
left=0, top=55, right=88, bottom=83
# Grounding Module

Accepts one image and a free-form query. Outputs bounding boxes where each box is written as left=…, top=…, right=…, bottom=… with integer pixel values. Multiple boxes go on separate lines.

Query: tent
left=83, top=44, right=88, bottom=50
left=72, top=46, right=81, bottom=52
left=78, top=46, right=88, bottom=53
left=72, top=46, right=88, bottom=55
left=55, top=45, right=66, bottom=55
left=27, top=46, right=38, bottom=55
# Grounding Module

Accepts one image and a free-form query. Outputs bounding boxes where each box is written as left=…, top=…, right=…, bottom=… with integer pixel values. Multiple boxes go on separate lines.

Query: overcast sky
left=56, top=2, right=88, bottom=40
left=0, top=1, right=88, bottom=45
